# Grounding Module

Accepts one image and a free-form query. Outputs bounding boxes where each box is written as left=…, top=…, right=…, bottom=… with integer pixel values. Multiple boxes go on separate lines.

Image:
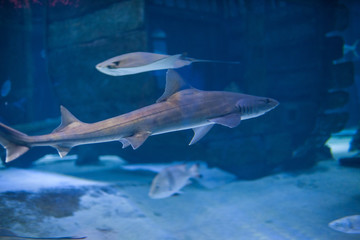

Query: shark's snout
left=267, top=98, right=279, bottom=110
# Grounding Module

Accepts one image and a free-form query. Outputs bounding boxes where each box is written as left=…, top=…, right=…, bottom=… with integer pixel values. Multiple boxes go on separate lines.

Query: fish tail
left=0, top=122, right=30, bottom=163
left=353, top=40, right=359, bottom=57
left=189, top=58, right=241, bottom=65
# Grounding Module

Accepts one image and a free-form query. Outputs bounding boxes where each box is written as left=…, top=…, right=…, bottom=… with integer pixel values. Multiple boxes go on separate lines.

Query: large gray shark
left=0, top=70, right=278, bottom=163
left=96, top=52, right=240, bottom=76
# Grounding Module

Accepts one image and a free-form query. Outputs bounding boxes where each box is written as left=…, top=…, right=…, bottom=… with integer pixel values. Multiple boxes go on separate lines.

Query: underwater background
left=0, top=0, right=359, bottom=239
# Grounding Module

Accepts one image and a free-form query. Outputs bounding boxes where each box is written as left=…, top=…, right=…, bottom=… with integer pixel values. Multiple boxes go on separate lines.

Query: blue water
left=0, top=0, right=359, bottom=239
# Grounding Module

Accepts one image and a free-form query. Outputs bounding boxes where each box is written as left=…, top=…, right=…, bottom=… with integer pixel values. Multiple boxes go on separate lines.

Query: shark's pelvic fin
left=122, top=131, right=151, bottom=150
left=119, top=139, right=131, bottom=149
left=209, top=113, right=241, bottom=128
left=189, top=124, right=214, bottom=145
left=156, top=70, right=192, bottom=103
left=53, top=106, right=84, bottom=133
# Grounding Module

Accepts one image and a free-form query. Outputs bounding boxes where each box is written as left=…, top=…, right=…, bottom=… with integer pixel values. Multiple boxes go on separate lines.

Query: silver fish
left=95, top=52, right=240, bottom=76
left=0, top=228, right=86, bottom=239
left=149, top=164, right=200, bottom=199
left=0, top=70, right=278, bottom=163
left=328, top=215, right=360, bottom=234
left=120, top=161, right=237, bottom=189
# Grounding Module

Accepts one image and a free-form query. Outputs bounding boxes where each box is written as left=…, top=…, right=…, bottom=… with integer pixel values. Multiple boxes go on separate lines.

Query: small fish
left=328, top=215, right=360, bottom=234
left=0, top=228, right=86, bottom=239
left=148, top=164, right=200, bottom=199
left=120, top=161, right=237, bottom=189
left=343, top=40, right=359, bottom=57
left=96, top=52, right=240, bottom=76
left=1, top=79, right=11, bottom=97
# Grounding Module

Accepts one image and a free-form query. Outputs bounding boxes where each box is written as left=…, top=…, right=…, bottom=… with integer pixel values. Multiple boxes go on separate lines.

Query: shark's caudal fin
left=353, top=40, right=359, bottom=57
left=0, top=122, right=30, bottom=163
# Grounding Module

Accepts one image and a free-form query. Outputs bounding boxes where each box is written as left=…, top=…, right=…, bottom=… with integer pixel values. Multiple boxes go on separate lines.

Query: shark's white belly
left=151, top=121, right=212, bottom=136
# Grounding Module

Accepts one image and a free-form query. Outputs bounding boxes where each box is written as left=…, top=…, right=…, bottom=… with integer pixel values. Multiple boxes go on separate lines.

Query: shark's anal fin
left=53, top=106, right=84, bottom=133
left=209, top=114, right=241, bottom=128
left=156, top=70, right=191, bottom=103
left=121, top=131, right=151, bottom=150
left=189, top=125, right=214, bottom=145
left=54, top=145, right=72, bottom=158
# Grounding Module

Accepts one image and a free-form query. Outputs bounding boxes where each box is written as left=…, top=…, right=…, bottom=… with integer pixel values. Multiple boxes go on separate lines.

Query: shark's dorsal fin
left=189, top=124, right=214, bottom=145
left=53, top=106, right=83, bottom=133
left=156, top=70, right=192, bottom=103
left=209, top=113, right=241, bottom=128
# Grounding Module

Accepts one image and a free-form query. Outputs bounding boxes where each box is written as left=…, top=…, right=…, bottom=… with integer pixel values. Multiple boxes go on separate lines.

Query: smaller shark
left=0, top=70, right=278, bottom=163
left=95, top=52, right=240, bottom=76
left=333, top=40, right=360, bottom=64
left=343, top=40, right=359, bottom=58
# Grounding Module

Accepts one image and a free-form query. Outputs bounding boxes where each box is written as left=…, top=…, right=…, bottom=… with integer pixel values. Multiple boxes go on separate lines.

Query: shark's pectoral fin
left=122, top=131, right=151, bottom=150
left=53, top=106, right=86, bottom=133
left=156, top=70, right=192, bottom=103
left=209, top=114, right=241, bottom=128
left=53, top=145, right=72, bottom=158
left=189, top=124, right=214, bottom=145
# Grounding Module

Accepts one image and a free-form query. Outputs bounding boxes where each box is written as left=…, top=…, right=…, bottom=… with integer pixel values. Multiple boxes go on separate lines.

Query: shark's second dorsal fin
left=156, top=70, right=192, bottom=103
left=53, top=106, right=83, bottom=133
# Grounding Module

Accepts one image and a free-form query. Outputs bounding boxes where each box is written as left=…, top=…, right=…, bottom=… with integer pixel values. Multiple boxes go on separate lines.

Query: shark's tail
left=0, top=122, right=30, bottom=163
left=353, top=40, right=359, bottom=57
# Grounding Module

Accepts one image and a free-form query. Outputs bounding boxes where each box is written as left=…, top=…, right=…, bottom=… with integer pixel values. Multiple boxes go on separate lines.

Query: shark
left=95, top=52, right=240, bottom=76
left=0, top=70, right=278, bottom=163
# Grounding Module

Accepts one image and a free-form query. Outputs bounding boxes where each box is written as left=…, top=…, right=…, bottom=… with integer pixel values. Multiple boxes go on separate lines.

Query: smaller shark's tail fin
left=182, top=55, right=240, bottom=65
left=190, top=58, right=241, bottom=65
left=353, top=40, right=359, bottom=57
left=0, top=122, right=30, bottom=163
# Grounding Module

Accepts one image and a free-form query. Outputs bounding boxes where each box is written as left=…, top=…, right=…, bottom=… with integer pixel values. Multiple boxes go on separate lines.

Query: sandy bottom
left=0, top=155, right=359, bottom=240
